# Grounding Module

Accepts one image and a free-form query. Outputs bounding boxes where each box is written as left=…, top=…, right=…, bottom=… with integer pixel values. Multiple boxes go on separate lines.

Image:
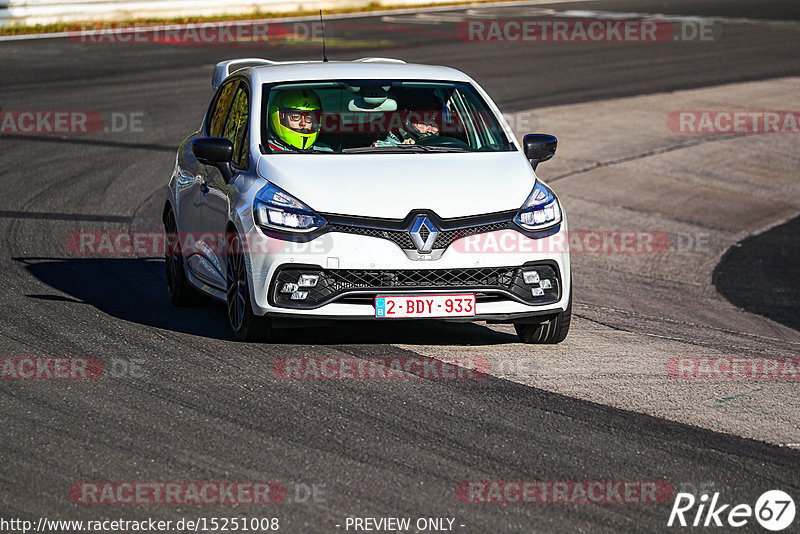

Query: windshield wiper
left=414, top=145, right=471, bottom=152
left=341, top=145, right=426, bottom=153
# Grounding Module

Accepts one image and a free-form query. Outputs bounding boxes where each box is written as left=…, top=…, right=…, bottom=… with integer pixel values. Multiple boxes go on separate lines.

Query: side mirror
left=192, top=137, right=234, bottom=181
left=192, top=137, right=233, bottom=165
left=523, top=133, right=557, bottom=170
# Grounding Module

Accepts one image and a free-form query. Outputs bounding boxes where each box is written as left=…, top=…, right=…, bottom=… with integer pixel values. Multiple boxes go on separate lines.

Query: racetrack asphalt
left=1, top=0, right=799, bottom=531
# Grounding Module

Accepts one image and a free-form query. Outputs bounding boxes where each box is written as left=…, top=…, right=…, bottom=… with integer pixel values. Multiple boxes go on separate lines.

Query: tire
left=164, top=208, right=203, bottom=306
left=226, top=232, right=273, bottom=342
left=514, top=291, right=571, bottom=344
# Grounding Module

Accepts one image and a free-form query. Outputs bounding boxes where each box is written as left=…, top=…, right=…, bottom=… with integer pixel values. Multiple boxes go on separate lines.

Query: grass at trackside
left=0, top=0, right=509, bottom=36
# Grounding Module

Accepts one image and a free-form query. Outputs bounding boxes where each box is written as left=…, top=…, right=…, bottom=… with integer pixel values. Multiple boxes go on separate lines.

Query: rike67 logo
left=668, top=490, right=795, bottom=531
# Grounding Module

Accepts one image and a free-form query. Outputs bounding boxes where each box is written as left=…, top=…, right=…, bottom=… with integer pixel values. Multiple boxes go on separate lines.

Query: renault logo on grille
left=409, top=216, right=439, bottom=253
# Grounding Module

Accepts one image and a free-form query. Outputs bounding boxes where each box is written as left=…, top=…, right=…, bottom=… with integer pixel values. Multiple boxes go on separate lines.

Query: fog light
left=531, top=287, right=545, bottom=297
left=298, top=274, right=319, bottom=288
left=281, top=283, right=299, bottom=293
left=290, top=291, right=309, bottom=300
left=523, top=270, right=540, bottom=284
left=540, top=279, right=552, bottom=289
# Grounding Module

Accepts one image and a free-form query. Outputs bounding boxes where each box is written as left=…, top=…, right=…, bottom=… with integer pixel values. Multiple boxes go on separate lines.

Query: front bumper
left=244, top=222, right=571, bottom=320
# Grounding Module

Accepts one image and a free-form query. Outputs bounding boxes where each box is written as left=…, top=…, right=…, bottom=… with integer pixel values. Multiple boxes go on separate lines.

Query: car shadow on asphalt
left=14, top=257, right=518, bottom=346
left=714, top=214, right=800, bottom=333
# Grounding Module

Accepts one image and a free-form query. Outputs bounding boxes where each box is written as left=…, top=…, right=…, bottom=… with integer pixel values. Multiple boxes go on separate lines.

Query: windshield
left=261, top=80, right=514, bottom=153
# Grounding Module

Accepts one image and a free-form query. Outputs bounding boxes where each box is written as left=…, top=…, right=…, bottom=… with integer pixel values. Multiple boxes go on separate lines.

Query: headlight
left=513, top=181, right=562, bottom=231
left=254, top=183, right=326, bottom=233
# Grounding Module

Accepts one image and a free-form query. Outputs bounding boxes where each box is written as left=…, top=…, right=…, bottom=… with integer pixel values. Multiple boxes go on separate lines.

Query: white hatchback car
left=164, top=57, right=571, bottom=343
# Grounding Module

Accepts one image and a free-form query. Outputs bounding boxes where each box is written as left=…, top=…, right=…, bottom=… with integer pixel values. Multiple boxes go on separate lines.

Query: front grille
left=434, top=222, right=511, bottom=248
left=328, top=224, right=414, bottom=249
left=271, top=264, right=560, bottom=309
left=327, top=221, right=512, bottom=250
left=326, top=267, right=516, bottom=291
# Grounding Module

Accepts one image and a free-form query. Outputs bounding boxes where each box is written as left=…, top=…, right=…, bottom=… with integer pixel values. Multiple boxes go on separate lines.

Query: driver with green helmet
left=267, top=89, right=332, bottom=152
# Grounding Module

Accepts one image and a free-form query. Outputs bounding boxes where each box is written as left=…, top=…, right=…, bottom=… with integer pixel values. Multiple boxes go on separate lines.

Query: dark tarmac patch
left=714, top=215, right=800, bottom=332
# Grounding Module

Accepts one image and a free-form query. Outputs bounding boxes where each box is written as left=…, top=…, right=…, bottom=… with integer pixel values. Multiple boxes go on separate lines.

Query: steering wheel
left=414, top=135, right=471, bottom=148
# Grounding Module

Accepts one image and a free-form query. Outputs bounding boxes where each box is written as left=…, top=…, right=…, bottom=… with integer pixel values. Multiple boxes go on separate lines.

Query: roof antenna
left=320, top=10, right=329, bottom=62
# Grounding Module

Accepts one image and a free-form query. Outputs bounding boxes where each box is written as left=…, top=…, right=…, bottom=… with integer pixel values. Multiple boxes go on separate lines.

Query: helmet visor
left=280, top=108, right=322, bottom=133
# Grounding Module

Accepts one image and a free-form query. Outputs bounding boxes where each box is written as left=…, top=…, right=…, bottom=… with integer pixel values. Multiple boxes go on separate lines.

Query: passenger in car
left=373, top=92, right=444, bottom=147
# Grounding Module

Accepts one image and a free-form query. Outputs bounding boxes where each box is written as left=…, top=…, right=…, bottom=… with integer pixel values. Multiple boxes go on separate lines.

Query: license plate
left=375, top=294, right=476, bottom=318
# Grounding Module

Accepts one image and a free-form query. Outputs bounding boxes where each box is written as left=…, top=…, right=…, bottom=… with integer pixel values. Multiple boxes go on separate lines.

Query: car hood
left=256, top=152, right=536, bottom=219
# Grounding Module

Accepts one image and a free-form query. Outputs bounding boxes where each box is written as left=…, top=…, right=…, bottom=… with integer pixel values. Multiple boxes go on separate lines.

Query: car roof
left=213, top=58, right=473, bottom=88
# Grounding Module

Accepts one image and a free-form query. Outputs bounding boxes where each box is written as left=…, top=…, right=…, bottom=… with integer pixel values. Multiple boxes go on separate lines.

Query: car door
left=184, top=78, right=239, bottom=289
left=199, top=80, right=251, bottom=288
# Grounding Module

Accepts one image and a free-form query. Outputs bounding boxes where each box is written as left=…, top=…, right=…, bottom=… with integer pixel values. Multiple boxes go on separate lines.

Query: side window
left=207, top=81, right=238, bottom=137
left=238, top=129, right=250, bottom=167
left=224, top=87, right=250, bottom=167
